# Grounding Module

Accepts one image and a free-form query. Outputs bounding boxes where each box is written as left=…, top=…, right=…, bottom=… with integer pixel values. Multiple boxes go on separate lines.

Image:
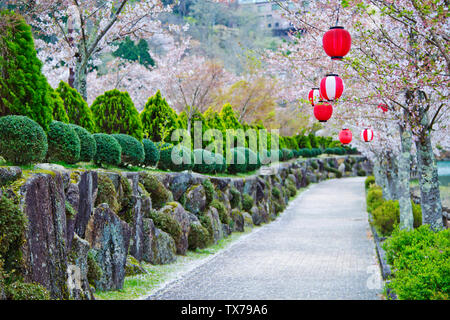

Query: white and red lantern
left=378, top=103, right=388, bottom=112
left=320, top=74, right=344, bottom=101
left=308, top=88, right=321, bottom=106
left=361, top=128, right=374, bottom=142
left=322, top=26, right=352, bottom=60
left=339, top=128, right=352, bottom=145
left=313, top=101, right=333, bottom=122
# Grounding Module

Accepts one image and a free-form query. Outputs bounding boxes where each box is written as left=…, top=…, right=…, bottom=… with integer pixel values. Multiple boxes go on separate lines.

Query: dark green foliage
left=229, top=187, right=242, bottom=209
left=92, top=133, right=122, bottom=166
left=0, top=195, right=27, bottom=279
left=87, top=250, right=102, bottom=287
left=310, top=161, right=318, bottom=170
left=372, top=200, right=399, bottom=236
left=69, top=124, right=96, bottom=162
left=211, top=199, right=230, bottom=225
left=324, top=165, right=342, bottom=178
left=357, top=169, right=366, bottom=176
left=0, top=115, right=48, bottom=165
left=49, top=89, right=69, bottom=123
left=193, top=149, right=216, bottom=174
left=91, top=89, right=143, bottom=141
left=259, top=149, right=271, bottom=165
left=366, top=185, right=384, bottom=213
left=242, top=194, right=254, bottom=212
left=286, top=179, right=297, bottom=197
left=118, top=176, right=134, bottom=224
left=139, top=172, right=171, bottom=209
left=213, top=153, right=227, bottom=173
left=365, top=176, right=376, bottom=189
left=111, top=134, right=144, bottom=166
left=383, top=226, right=450, bottom=300
left=140, top=91, right=179, bottom=142
left=281, top=148, right=294, bottom=161
left=188, top=223, right=210, bottom=250
left=5, top=281, right=50, bottom=300
left=47, top=121, right=80, bottom=164
left=142, top=139, right=160, bottom=166
left=202, top=179, right=215, bottom=205
left=0, top=10, right=53, bottom=130
left=157, top=143, right=193, bottom=172
left=227, top=148, right=247, bottom=174
left=198, top=214, right=215, bottom=245
left=95, top=174, right=119, bottom=213
left=56, top=81, right=95, bottom=132
left=113, top=37, right=155, bottom=67
left=271, top=187, right=281, bottom=200
left=236, top=147, right=260, bottom=171
left=148, top=209, right=182, bottom=245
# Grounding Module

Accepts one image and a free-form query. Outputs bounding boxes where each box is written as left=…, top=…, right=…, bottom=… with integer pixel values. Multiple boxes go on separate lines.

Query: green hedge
left=0, top=115, right=48, bottom=165
left=236, top=147, right=260, bottom=171
left=112, top=134, right=144, bottom=166
left=242, top=194, right=254, bottom=212
left=142, top=139, right=160, bottom=166
left=227, top=148, right=247, bottom=174
left=365, top=176, right=376, bottom=190
left=213, top=153, right=227, bottom=173
left=70, top=124, right=97, bottom=162
left=47, top=121, right=81, bottom=164
left=383, top=226, right=450, bottom=300
left=193, top=149, right=216, bottom=174
left=157, top=143, right=193, bottom=172
left=366, top=185, right=384, bottom=213
left=92, top=133, right=122, bottom=166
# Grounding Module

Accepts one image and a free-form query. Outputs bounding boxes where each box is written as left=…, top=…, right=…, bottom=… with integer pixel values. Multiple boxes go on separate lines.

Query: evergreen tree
left=56, top=81, right=95, bottom=132
left=91, top=89, right=143, bottom=141
left=220, top=104, right=242, bottom=130
left=113, top=37, right=155, bottom=68
left=48, top=88, right=69, bottom=123
left=140, top=90, right=179, bottom=142
left=0, top=10, right=53, bottom=130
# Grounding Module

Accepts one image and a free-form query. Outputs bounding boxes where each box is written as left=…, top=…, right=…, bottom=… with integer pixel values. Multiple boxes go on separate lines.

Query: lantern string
left=335, top=3, right=340, bottom=26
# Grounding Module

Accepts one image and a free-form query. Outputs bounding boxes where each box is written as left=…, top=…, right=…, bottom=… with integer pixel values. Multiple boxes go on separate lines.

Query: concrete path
left=147, top=177, right=382, bottom=300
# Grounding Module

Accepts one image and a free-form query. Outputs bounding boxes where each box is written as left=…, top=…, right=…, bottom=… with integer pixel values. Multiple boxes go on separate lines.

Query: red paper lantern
left=308, top=88, right=321, bottom=106
left=313, top=102, right=333, bottom=122
left=361, top=128, right=374, bottom=142
left=320, top=74, right=344, bottom=101
left=378, top=103, right=388, bottom=112
left=322, top=26, right=352, bottom=60
left=339, top=128, right=352, bottom=144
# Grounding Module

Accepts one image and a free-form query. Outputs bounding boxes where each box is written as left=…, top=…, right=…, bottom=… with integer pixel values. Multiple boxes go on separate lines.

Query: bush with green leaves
left=56, top=81, right=95, bottom=132
left=70, top=124, right=96, bottom=162
left=227, top=148, right=247, bottom=174
left=230, top=187, right=242, bottom=209
left=383, top=226, right=450, bottom=300
left=157, top=143, right=194, bottom=172
left=0, top=115, right=48, bottom=165
left=193, top=149, right=216, bottom=174
left=242, top=194, right=254, bottom=212
left=324, top=165, right=342, bottom=178
left=188, top=223, right=211, bottom=250
left=47, top=121, right=81, bottom=164
left=49, top=89, right=69, bottom=123
left=0, top=10, right=53, bottom=130
left=139, top=172, right=171, bottom=209
left=236, top=147, right=260, bottom=171
left=211, top=199, right=230, bottom=225
left=148, top=209, right=182, bottom=245
left=142, top=139, right=160, bottom=166
left=366, top=185, right=384, bottom=213
left=202, top=179, right=215, bottom=205
left=5, top=281, right=50, bottom=300
left=281, top=148, right=294, bottom=161
left=372, top=200, right=400, bottom=236
left=111, top=134, right=144, bottom=166
left=357, top=169, right=366, bottom=176
left=213, top=153, right=227, bottom=173
left=365, top=176, right=376, bottom=189
left=92, top=133, right=122, bottom=166
left=91, top=89, right=143, bottom=141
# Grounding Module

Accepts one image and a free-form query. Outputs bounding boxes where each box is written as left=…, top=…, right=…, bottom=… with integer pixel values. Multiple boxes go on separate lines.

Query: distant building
left=236, top=0, right=309, bottom=36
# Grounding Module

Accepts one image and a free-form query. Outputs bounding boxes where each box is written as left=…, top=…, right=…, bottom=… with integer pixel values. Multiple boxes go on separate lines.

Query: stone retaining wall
left=0, top=155, right=372, bottom=299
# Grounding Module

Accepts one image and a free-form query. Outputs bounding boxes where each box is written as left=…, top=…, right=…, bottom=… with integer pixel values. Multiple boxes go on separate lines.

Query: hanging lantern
left=322, top=26, right=352, bottom=60
left=378, top=103, right=388, bottom=112
left=339, top=128, right=352, bottom=144
left=320, top=74, right=344, bottom=101
left=308, top=88, right=321, bottom=106
left=313, top=101, right=333, bottom=122
left=361, top=128, right=374, bottom=142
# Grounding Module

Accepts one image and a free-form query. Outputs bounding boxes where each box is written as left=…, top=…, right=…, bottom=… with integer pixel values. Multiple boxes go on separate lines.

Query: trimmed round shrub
left=367, top=185, right=384, bottom=213
left=142, top=139, right=160, bottom=166
left=365, top=176, right=376, bottom=190
left=372, top=200, right=399, bottom=236
left=242, top=194, right=254, bottom=212
left=92, top=133, right=122, bottom=166
left=281, top=148, right=293, bottom=161
left=193, top=149, right=216, bottom=174
left=157, top=143, right=194, bottom=172
left=227, top=148, right=247, bottom=174
left=0, top=115, right=48, bottom=165
left=213, top=153, right=227, bottom=173
left=47, top=121, right=80, bottom=164
left=259, top=149, right=271, bottom=165
left=111, top=134, right=144, bottom=166
left=69, top=124, right=96, bottom=162
left=188, top=223, right=210, bottom=250
left=236, top=147, right=260, bottom=171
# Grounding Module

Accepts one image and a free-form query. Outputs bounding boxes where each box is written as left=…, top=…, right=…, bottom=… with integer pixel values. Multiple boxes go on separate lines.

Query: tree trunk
left=398, top=122, right=413, bottom=230
left=74, top=61, right=88, bottom=101
left=374, top=157, right=391, bottom=199
left=386, top=154, right=399, bottom=200
left=415, top=131, right=443, bottom=230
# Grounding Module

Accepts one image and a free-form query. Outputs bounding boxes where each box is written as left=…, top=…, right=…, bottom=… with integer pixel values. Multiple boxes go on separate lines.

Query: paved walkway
left=148, top=177, right=382, bottom=300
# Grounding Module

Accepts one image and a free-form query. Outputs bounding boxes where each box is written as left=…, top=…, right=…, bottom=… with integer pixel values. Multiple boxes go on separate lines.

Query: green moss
left=198, top=214, right=215, bottom=245
left=271, top=187, right=281, bottom=200
left=87, top=250, right=102, bottom=288
left=229, top=187, right=241, bottom=209
left=202, top=179, right=215, bottom=205
left=95, top=174, right=119, bottom=213
left=5, top=281, right=50, bottom=300
left=118, top=176, right=134, bottom=224
left=65, top=200, right=76, bottom=219
left=188, top=223, right=210, bottom=250
left=148, top=209, right=182, bottom=245
left=286, top=180, right=297, bottom=197
left=139, top=172, right=171, bottom=209
left=242, top=194, right=254, bottom=212
left=365, top=176, right=376, bottom=189
left=210, top=199, right=230, bottom=225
